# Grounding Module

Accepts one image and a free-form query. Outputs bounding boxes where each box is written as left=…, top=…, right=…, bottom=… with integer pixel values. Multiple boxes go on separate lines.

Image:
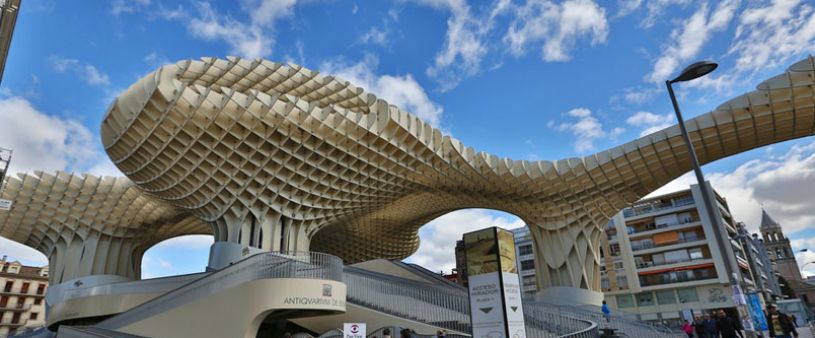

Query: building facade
left=735, top=222, right=782, bottom=303
left=600, top=184, right=756, bottom=325
left=512, top=227, right=538, bottom=293
left=760, top=210, right=815, bottom=316
left=0, top=256, right=48, bottom=337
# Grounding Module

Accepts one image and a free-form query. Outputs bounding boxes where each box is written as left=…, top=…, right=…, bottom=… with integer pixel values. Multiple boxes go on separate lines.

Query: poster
left=464, top=227, right=526, bottom=338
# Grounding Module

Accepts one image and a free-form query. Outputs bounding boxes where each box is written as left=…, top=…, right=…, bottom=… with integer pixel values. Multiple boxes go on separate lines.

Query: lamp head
left=670, top=61, right=718, bottom=83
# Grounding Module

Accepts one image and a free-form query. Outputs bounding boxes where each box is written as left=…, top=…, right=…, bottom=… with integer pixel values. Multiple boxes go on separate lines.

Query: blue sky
left=1, top=0, right=815, bottom=278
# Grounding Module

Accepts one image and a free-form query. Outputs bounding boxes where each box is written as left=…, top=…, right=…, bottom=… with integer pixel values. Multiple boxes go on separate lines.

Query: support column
left=524, top=213, right=605, bottom=304
left=206, top=210, right=314, bottom=270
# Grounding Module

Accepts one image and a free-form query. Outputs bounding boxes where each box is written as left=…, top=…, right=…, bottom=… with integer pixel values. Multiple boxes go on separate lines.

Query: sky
left=1, top=0, right=815, bottom=279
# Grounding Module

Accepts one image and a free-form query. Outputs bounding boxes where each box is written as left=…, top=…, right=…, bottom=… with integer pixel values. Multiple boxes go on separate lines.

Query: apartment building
left=600, top=183, right=755, bottom=325
left=0, top=256, right=48, bottom=337
left=512, top=227, right=538, bottom=293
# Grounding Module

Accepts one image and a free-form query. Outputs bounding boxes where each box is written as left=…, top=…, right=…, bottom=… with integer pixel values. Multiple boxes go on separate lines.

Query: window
left=614, top=262, right=625, bottom=270
left=3, top=281, right=12, bottom=292
left=522, top=275, right=536, bottom=285
left=616, top=294, right=635, bottom=308
left=519, top=245, right=533, bottom=256
left=777, top=249, right=783, bottom=259
left=601, top=277, right=610, bottom=290
left=664, top=249, right=690, bottom=263
left=520, top=260, right=535, bottom=270
left=677, top=287, right=699, bottom=303
left=689, top=247, right=704, bottom=260
left=29, top=312, right=38, bottom=320
left=656, top=290, right=677, bottom=304
left=21, top=282, right=29, bottom=294
left=36, top=284, right=45, bottom=295
left=636, top=292, right=655, bottom=306
left=610, top=243, right=621, bottom=256
left=34, top=298, right=42, bottom=305
left=617, top=276, right=628, bottom=289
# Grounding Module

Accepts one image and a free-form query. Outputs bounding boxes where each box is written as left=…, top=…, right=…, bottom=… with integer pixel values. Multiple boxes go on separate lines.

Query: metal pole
left=665, top=80, right=735, bottom=281
left=666, top=80, right=757, bottom=337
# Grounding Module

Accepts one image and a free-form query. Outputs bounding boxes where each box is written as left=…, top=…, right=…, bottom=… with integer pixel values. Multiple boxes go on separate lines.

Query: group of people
left=680, top=305, right=799, bottom=338
left=374, top=328, right=446, bottom=338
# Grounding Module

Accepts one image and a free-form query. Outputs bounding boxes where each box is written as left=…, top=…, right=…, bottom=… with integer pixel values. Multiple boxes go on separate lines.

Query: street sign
left=0, top=199, right=11, bottom=211
left=343, top=323, right=366, bottom=338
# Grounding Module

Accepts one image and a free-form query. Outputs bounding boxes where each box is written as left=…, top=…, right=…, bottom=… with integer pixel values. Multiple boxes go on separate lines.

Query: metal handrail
left=97, top=251, right=342, bottom=330
left=59, top=272, right=206, bottom=303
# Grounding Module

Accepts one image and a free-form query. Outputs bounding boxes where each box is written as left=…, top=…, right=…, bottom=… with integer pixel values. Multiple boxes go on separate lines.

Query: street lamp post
left=666, top=62, right=758, bottom=336
left=665, top=61, right=736, bottom=283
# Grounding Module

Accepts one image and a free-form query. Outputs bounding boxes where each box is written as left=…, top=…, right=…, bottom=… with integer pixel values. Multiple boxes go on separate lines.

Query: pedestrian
left=400, top=328, right=413, bottom=338
left=715, top=309, right=744, bottom=338
left=703, top=314, right=717, bottom=338
left=694, top=316, right=708, bottom=338
left=766, top=304, right=798, bottom=338
left=283, top=333, right=292, bottom=338
left=790, top=314, right=798, bottom=327
left=383, top=328, right=392, bottom=338
left=682, top=319, right=695, bottom=337
left=601, top=300, right=611, bottom=322
left=436, top=329, right=446, bottom=337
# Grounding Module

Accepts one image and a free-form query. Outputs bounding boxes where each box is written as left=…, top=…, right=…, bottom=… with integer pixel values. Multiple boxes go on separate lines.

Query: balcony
left=628, top=218, right=701, bottom=237
left=0, top=288, right=45, bottom=297
left=0, top=318, right=28, bottom=327
left=638, top=265, right=718, bottom=287
left=636, top=258, right=714, bottom=271
left=623, top=195, right=695, bottom=218
left=630, top=235, right=706, bottom=252
left=0, top=303, right=31, bottom=311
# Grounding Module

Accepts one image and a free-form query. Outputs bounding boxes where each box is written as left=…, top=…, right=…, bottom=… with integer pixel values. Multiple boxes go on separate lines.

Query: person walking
left=682, top=320, right=695, bottom=337
left=694, top=316, right=708, bottom=338
left=601, top=300, right=611, bottom=323
left=766, top=304, right=798, bottom=338
left=436, top=329, right=446, bottom=337
left=382, top=328, right=392, bottom=338
left=715, top=309, right=744, bottom=338
left=703, top=314, right=717, bottom=338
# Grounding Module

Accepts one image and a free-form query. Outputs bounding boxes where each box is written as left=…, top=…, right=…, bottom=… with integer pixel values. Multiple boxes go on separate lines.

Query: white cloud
left=626, top=111, right=674, bottom=136
left=728, top=0, right=815, bottom=74
left=321, top=55, right=444, bottom=127
left=790, top=238, right=815, bottom=277
left=646, top=0, right=740, bottom=84
left=360, top=26, right=388, bottom=47
left=505, top=0, right=609, bottom=62
left=110, top=0, right=151, bottom=16
left=144, top=51, right=171, bottom=68
left=552, top=108, right=621, bottom=153
left=160, top=0, right=300, bottom=59
left=0, top=96, right=97, bottom=175
left=415, top=0, right=498, bottom=92
left=187, top=3, right=272, bottom=59
left=48, top=56, right=111, bottom=86
left=648, top=140, right=815, bottom=235
left=405, top=209, right=525, bottom=273
left=616, top=0, right=692, bottom=28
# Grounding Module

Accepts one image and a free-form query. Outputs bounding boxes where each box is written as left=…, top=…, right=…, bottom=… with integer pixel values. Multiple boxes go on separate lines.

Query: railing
left=0, top=303, right=30, bottom=311
left=98, top=252, right=343, bottom=330
left=0, top=318, right=27, bottom=326
left=628, top=218, right=700, bottom=236
left=344, top=267, right=471, bottom=333
left=624, top=196, right=695, bottom=218
left=0, top=288, right=44, bottom=297
left=59, top=272, right=206, bottom=303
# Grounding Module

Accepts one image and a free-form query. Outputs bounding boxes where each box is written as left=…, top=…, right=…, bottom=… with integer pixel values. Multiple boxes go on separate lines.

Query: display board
left=464, top=227, right=527, bottom=338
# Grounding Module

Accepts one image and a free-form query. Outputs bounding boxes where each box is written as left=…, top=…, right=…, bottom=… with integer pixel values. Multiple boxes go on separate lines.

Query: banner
left=0, top=199, right=11, bottom=211
left=464, top=227, right=527, bottom=338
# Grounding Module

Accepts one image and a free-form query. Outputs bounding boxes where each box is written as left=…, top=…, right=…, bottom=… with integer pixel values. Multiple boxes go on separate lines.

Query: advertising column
left=464, top=227, right=526, bottom=338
